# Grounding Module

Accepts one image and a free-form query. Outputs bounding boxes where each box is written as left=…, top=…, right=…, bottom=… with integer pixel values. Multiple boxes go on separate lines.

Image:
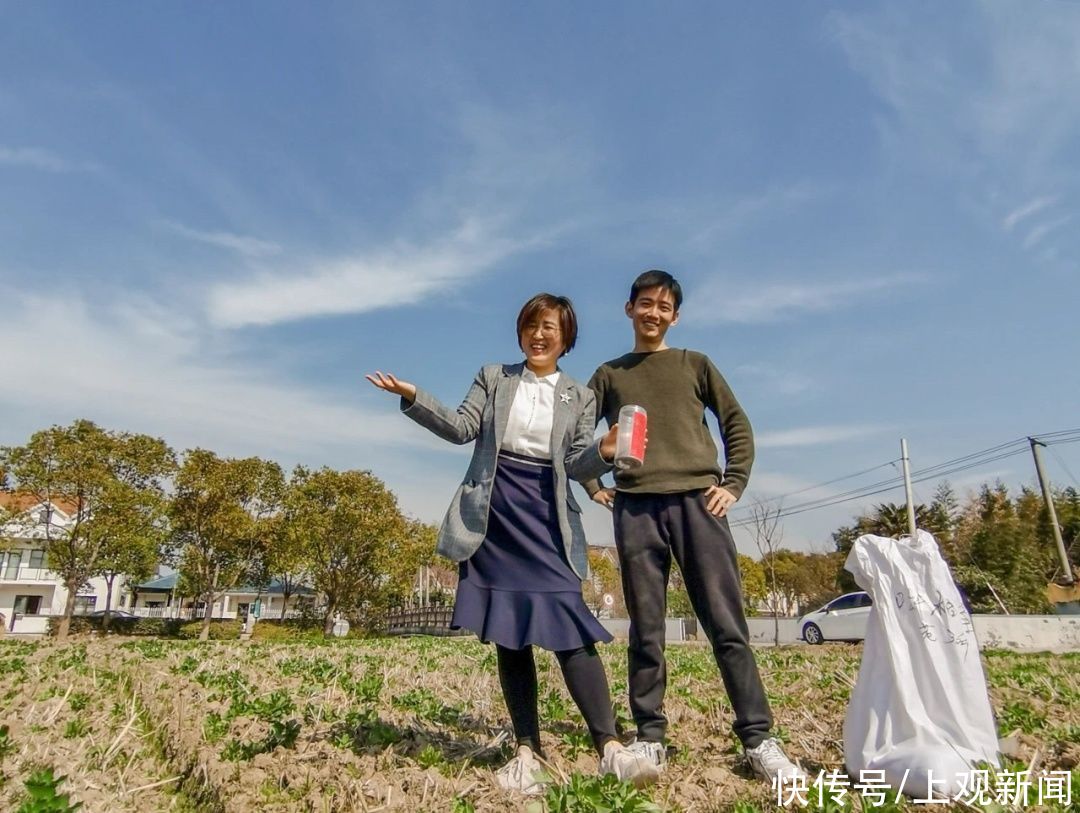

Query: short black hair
left=629, top=269, right=683, bottom=310
left=516, top=293, right=578, bottom=356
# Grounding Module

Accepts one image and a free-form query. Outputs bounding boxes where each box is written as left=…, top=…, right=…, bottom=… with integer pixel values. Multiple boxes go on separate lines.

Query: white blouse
left=501, top=369, right=561, bottom=459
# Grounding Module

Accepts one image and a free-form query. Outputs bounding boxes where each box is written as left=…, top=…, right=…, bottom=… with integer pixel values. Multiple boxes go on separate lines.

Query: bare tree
left=750, top=499, right=784, bottom=647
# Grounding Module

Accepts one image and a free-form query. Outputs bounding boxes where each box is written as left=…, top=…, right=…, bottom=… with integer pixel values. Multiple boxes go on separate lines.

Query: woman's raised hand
left=365, top=371, right=417, bottom=404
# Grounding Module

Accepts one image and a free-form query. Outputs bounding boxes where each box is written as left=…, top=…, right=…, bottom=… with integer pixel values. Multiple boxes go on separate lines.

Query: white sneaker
left=623, top=739, right=667, bottom=775
left=495, top=745, right=549, bottom=795
left=745, top=737, right=806, bottom=784
left=599, top=740, right=661, bottom=787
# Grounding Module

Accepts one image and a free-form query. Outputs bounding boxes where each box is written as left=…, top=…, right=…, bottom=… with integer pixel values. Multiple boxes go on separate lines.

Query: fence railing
left=255, top=609, right=303, bottom=621
left=383, top=606, right=466, bottom=637
left=125, top=607, right=304, bottom=621
left=0, top=566, right=54, bottom=582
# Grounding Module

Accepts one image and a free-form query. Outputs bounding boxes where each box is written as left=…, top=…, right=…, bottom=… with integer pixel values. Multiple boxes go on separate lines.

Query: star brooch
left=559, top=392, right=572, bottom=404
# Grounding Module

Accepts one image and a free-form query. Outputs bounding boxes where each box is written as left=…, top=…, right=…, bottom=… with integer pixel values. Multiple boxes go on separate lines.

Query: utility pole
left=1028, top=437, right=1075, bottom=585
left=901, top=438, right=918, bottom=541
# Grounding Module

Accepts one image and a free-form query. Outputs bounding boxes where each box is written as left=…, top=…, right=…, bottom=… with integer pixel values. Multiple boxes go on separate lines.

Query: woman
left=366, top=293, right=654, bottom=794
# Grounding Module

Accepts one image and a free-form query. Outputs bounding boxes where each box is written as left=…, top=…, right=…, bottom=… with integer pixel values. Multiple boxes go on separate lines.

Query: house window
left=28, top=549, right=47, bottom=569
left=4, top=552, right=21, bottom=579
left=73, top=595, right=97, bottom=615
left=13, top=595, right=43, bottom=615
left=236, top=602, right=250, bottom=619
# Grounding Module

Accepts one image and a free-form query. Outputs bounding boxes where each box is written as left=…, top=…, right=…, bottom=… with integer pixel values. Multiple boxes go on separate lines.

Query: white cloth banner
left=843, top=531, right=999, bottom=799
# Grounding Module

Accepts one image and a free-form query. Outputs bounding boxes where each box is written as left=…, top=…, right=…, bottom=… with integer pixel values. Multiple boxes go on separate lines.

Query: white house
left=129, top=573, right=313, bottom=621
left=0, top=493, right=126, bottom=634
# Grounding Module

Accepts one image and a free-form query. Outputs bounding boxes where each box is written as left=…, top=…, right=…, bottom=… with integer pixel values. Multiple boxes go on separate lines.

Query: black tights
left=496, top=643, right=617, bottom=757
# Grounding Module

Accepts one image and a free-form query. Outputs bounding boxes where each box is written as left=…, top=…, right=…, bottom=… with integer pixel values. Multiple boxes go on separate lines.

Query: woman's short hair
left=516, top=293, right=578, bottom=356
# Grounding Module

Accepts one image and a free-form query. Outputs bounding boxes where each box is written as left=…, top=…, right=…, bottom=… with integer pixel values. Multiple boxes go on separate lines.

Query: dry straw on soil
left=0, top=636, right=1077, bottom=812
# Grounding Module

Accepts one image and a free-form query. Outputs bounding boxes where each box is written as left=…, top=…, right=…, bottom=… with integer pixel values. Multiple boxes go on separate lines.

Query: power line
left=728, top=432, right=1072, bottom=529
left=1047, top=445, right=1080, bottom=490
left=910, top=448, right=1030, bottom=487
left=1033, top=427, right=1080, bottom=440
left=906, top=437, right=1029, bottom=477
left=733, top=446, right=1028, bottom=523
left=731, top=459, right=901, bottom=511
left=1045, top=436, right=1080, bottom=447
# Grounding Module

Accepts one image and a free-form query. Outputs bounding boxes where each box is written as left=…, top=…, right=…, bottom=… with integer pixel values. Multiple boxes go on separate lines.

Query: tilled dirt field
left=1, top=636, right=1077, bottom=812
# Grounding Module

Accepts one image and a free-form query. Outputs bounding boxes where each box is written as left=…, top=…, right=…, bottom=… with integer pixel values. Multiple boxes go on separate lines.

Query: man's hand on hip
left=704, top=485, right=737, bottom=517
left=592, top=488, right=616, bottom=511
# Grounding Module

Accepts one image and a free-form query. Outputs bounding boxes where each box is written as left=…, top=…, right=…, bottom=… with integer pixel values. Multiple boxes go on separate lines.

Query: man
left=585, top=269, right=804, bottom=783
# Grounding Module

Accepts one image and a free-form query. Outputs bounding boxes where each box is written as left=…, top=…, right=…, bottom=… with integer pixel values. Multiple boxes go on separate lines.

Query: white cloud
left=830, top=7, right=1080, bottom=154
left=0, top=294, right=446, bottom=461
left=158, top=220, right=282, bottom=258
left=999, top=196, right=1073, bottom=255
left=950, top=469, right=1015, bottom=496
left=1022, top=214, right=1073, bottom=249
left=1003, top=196, right=1057, bottom=231
left=755, top=425, right=887, bottom=449
left=0, top=145, right=96, bottom=173
left=193, top=97, right=599, bottom=330
left=206, top=218, right=538, bottom=328
left=0, top=290, right=545, bottom=528
left=825, top=6, right=1080, bottom=272
left=687, top=182, right=827, bottom=250
left=828, top=5, right=1080, bottom=209
left=686, top=273, right=923, bottom=324
left=734, top=364, right=814, bottom=396
left=742, top=471, right=828, bottom=499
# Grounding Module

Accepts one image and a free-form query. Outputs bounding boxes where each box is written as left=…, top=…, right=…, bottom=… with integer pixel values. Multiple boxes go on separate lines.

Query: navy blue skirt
left=451, top=450, right=613, bottom=651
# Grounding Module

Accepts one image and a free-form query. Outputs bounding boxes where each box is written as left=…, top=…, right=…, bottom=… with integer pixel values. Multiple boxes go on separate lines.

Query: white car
left=799, top=591, right=873, bottom=644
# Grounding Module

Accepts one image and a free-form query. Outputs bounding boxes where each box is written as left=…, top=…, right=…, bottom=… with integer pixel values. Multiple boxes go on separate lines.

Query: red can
left=615, top=405, right=647, bottom=469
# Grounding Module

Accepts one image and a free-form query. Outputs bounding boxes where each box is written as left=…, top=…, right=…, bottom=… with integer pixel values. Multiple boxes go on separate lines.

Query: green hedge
left=249, top=619, right=372, bottom=641
left=48, top=616, right=187, bottom=637
left=176, top=620, right=242, bottom=639
left=251, top=621, right=319, bottom=641
left=47, top=615, right=365, bottom=640
left=47, top=616, right=235, bottom=638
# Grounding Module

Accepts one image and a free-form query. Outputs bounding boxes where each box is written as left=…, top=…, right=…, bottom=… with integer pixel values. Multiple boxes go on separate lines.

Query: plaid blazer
left=401, top=362, right=611, bottom=579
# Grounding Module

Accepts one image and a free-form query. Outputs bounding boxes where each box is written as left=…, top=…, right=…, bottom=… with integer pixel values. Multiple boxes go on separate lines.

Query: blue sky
left=2, top=2, right=1078, bottom=554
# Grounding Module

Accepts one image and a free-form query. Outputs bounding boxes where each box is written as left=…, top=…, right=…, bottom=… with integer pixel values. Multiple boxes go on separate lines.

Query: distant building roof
left=134, top=573, right=313, bottom=596
left=0, top=492, right=78, bottom=517
left=135, top=573, right=180, bottom=591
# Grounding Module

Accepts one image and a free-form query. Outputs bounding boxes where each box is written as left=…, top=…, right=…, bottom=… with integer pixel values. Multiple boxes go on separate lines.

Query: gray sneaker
left=599, top=741, right=661, bottom=787
left=744, top=737, right=806, bottom=784
left=495, top=745, right=550, bottom=795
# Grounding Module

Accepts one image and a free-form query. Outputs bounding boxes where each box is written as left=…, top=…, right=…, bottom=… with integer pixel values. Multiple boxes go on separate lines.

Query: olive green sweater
left=585, top=349, right=754, bottom=497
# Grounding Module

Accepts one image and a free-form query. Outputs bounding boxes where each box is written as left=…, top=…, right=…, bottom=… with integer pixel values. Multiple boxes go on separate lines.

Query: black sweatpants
left=496, top=644, right=617, bottom=756
left=613, top=489, right=773, bottom=748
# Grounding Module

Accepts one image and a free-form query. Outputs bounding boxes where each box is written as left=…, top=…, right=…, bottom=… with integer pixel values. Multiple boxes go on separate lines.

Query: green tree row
left=0, top=420, right=437, bottom=639
left=831, top=482, right=1079, bottom=613
left=736, top=478, right=1079, bottom=621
